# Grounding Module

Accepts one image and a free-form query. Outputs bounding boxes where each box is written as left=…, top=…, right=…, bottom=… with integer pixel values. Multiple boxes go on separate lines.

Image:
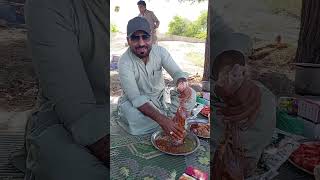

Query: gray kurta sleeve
left=159, top=46, right=187, bottom=84
left=151, top=11, right=159, bottom=28
left=25, top=0, right=107, bottom=146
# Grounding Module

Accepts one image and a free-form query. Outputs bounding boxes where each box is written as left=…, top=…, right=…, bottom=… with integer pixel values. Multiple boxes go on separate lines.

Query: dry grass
left=264, top=0, right=302, bottom=18
left=185, top=52, right=204, bottom=67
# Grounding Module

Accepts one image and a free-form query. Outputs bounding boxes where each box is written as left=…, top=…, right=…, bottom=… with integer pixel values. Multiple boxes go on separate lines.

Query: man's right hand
left=137, top=102, right=184, bottom=139
left=158, top=116, right=185, bottom=139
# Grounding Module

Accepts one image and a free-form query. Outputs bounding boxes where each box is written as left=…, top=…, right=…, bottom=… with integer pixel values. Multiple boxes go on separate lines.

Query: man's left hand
left=176, top=78, right=192, bottom=99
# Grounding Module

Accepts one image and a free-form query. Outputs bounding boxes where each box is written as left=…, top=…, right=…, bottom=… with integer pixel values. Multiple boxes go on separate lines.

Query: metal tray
left=151, top=130, right=200, bottom=156
left=187, top=118, right=210, bottom=139
left=288, top=140, right=320, bottom=175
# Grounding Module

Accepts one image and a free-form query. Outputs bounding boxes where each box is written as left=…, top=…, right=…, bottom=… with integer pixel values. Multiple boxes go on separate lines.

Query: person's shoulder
left=119, top=49, right=133, bottom=64
left=151, top=45, right=168, bottom=54
left=146, top=9, right=155, bottom=15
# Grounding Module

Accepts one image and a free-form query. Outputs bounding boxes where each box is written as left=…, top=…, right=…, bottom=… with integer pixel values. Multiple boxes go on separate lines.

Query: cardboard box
left=297, top=96, right=320, bottom=123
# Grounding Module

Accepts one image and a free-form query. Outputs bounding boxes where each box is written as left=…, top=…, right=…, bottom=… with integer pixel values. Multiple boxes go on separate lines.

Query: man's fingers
left=171, top=131, right=182, bottom=139
left=174, top=126, right=185, bottom=136
left=171, top=129, right=184, bottom=139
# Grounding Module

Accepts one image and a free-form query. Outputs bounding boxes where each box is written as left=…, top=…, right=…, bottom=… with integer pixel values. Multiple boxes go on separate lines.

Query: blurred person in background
left=137, top=0, right=160, bottom=44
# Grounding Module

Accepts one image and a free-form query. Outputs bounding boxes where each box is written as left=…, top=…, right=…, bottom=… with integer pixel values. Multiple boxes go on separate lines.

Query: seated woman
left=211, top=34, right=276, bottom=179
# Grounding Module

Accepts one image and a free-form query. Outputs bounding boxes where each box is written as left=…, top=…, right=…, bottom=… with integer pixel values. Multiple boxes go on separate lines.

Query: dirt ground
left=0, top=27, right=37, bottom=111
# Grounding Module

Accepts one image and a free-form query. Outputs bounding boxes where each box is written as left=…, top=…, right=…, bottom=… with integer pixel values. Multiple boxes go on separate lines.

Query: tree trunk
left=202, top=0, right=213, bottom=81
left=295, top=0, right=320, bottom=63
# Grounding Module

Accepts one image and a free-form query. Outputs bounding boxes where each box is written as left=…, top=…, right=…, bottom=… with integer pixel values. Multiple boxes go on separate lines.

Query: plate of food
left=188, top=122, right=210, bottom=139
left=151, top=130, right=200, bottom=156
left=288, top=140, right=320, bottom=175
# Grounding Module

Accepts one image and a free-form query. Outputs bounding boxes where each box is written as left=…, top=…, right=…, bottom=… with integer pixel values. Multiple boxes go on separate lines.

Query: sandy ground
left=0, top=27, right=37, bottom=112
left=214, top=0, right=300, bottom=45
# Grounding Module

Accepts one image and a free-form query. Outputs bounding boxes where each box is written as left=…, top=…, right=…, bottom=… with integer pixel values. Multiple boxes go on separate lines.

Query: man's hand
left=137, top=102, right=184, bottom=138
left=158, top=116, right=185, bottom=139
left=87, top=135, right=109, bottom=167
left=215, top=80, right=261, bottom=129
left=176, top=78, right=192, bottom=100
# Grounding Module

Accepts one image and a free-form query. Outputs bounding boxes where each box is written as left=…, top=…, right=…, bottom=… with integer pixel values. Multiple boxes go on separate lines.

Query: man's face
left=138, top=5, right=146, bottom=13
left=127, top=30, right=152, bottom=59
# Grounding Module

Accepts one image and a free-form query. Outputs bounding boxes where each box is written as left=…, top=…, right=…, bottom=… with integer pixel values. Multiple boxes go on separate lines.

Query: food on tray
left=190, top=123, right=210, bottom=138
left=289, top=141, right=320, bottom=174
left=154, top=134, right=195, bottom=154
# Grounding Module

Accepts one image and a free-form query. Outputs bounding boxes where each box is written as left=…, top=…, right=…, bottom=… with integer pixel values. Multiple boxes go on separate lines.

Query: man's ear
left=126, top=37, right=130, bottom=45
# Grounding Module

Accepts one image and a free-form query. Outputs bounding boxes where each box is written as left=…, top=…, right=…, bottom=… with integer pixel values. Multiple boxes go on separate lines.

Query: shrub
left=111, top=23, right=119, bottom=33
left=168, top=16, right=191, bottom=36
left=167, top=11, right=207, bottom=40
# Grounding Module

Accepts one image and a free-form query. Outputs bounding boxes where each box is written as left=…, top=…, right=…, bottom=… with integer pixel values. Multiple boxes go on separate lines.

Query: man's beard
left=131, top=45, right=151, bottom=59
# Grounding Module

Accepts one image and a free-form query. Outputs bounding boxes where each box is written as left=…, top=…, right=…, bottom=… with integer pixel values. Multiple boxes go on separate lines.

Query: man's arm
left=118, top=57, right=184, bottom=138
left=151, top=11, right=159, bottom=29
left=158, top=47, right=187, bottom=85
left=25, top=0, right=107, bottom=146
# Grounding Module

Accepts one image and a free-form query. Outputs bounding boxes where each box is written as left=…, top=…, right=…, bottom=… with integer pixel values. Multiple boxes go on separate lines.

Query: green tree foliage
left=111, top=23, right=119, bottom=33
left=167, top=11, right=207, bottom=39
left=168, top=16, right=191, bottom=35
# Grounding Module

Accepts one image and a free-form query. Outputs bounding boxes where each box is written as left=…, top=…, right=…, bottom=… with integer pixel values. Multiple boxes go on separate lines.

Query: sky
left=110, top=0, right=208, bottom=34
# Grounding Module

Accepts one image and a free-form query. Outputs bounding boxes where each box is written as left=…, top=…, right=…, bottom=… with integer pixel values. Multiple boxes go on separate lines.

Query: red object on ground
left=184, top=166, right=208, bottom=180
left=200, top=105, right=210, bottom=117
left=289, top=142, right=320, bottom=173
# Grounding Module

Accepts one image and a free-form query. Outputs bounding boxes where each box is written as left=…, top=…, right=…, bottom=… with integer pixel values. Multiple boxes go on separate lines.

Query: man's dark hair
left=211, top=50, right=245, bottom=80
left=137, top=0, right=146, bottom=6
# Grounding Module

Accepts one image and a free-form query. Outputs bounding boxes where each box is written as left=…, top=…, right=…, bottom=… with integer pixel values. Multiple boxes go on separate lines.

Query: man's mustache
left=136, top=46, right=147, bottom=49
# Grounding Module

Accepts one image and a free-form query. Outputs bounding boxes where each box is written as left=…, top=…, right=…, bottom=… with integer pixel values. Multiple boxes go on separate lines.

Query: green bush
left=168, top=11, right=207, bottom=40
left=111, top=23, right=119, bottom=33
left=168, top=16, right=191, bottom=36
